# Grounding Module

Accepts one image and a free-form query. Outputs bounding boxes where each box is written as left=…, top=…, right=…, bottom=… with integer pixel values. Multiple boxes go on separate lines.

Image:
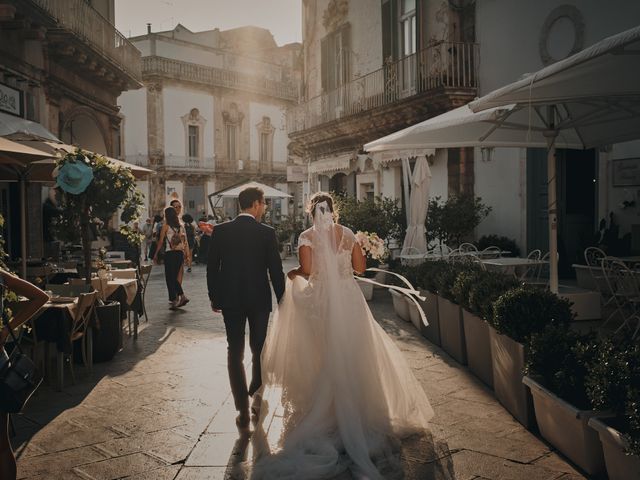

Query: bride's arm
left=288, top=245, right=312, bottom=279
left=352, top=243, right=366, bottom=275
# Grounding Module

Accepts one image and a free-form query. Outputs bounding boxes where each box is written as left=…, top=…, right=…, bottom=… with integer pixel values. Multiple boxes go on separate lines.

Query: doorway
left=526, top=148, right=597, bottom=277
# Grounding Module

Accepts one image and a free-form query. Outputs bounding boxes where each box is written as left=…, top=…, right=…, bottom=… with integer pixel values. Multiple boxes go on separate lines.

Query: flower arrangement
left=355, top=230, right=388, bottom=268
left=53, top=149, right=144, bottom=282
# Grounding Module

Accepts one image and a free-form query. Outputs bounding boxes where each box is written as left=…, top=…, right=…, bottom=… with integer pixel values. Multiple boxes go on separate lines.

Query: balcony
left=27, top=0, right=142, bottom=88
left=216, top=159, right=287, bottom=176
left=142, top=56, right=298, bottom=102
left=288, top=41, right=478, bottom=135
left=125, top=155, right=287, bottom=177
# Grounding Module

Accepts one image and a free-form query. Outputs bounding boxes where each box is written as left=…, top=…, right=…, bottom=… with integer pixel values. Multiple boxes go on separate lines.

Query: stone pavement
left=12, top=261, right=586, bottom=479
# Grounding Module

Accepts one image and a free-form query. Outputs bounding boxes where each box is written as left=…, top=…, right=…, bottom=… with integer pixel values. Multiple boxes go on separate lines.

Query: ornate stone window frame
left=181, top=108, right=206, bottom=164
left=256, top=116, right=275, bottom=170
left=539, top=5, right=585, bottom=66
left=222, top=102, right=244, bottom=168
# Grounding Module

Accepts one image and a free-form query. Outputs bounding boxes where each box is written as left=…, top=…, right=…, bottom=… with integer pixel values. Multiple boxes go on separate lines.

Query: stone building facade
left=288, top=0, right=478, bottom=207
left=292, top=0, right=640, bottom=268
left=119, top=24, right=301, bottom=221
left=0, top=0, right=141, bottom=258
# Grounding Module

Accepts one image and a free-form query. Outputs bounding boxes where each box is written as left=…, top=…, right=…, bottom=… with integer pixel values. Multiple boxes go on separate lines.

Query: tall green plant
left=426, top=194, right=491, bottom=247
left=336, top=195, right=404, bottom=244
left=54, top=149, right=144, bottom=282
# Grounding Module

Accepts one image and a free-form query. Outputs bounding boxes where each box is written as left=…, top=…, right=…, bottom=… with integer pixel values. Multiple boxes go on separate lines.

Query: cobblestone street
left=12, top=262, right=586, bottom=479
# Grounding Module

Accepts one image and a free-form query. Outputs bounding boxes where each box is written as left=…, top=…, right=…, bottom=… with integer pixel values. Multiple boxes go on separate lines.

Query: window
left=188, top=125, right=198, bottom=158
left=321, top=24, right=350, bottom=92
left=400, top=0, right=416, bottom=57
left=226, top=124, right=237, bottom=161
left=260, top=132, right=269, bottom=164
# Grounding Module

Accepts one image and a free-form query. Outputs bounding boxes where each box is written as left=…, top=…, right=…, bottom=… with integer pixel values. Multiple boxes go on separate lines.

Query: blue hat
left=56, top=160, right=94, bottom=195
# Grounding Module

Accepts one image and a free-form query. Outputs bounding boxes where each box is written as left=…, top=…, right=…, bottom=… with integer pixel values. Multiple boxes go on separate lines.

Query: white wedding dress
left=252, top=204, right=433, bottom=480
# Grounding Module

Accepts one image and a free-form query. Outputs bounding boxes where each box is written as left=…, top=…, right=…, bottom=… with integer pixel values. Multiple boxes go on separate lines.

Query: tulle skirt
left=252, top=275, right=433, bottom=479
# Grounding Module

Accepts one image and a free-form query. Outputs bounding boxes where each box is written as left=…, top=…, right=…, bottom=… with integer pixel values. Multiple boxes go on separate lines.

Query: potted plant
left=426, top=195, right=491, bottom=247
left=434, top=262, right=469, bottom=364
left=490, top=286, right=574, bottom=428
left=453, top=268, right=499, bottom=387
left=523, top=325, right=606, bottom=476
left=586, top=338, right=640, bottom=480
left=477, top=235, right=521, bottom=257
left=414, top=260, right=447, bottom=346
left=53, top=149, right=144, bottom=283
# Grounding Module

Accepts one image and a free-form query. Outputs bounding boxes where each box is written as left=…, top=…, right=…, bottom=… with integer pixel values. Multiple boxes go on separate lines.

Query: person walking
left=0, top=270, right=49, bottom=480
left=142, top=218, right=153, bottom=261
left=182, top=214, right=196, bottom=273
left=153, top=206, right=190, bottom=309
left=207, top=187, right=285, bottom=429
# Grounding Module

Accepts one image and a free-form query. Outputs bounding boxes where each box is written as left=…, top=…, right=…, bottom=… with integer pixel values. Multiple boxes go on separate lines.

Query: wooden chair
left=56, top=291, right=97, bottom=390
left=138, top=264, right=153, bottom=323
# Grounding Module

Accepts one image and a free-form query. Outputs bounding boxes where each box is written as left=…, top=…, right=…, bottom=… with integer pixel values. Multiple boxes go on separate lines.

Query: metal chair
left=480, top=246, right=502, bottom=259
left=459, top=242, right=478, bottom=253
left=601, top=258, right=640, bottom=335
left=585, top=247, right=615, bottom=312
left=138, top=264, right=153, bottom=323
left=56, top=292, right=97, bottom=390
left=517, top=249, right=542, bottom=282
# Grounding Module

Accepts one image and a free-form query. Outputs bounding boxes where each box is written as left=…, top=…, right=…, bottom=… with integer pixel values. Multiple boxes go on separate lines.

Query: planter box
left=523, top=376, right=605, bottom=476
left=407, top=297, right=422, bottom=331
left=419, top=289, right=441, bottom=346
left=589, top=417, right=640, bottom=480
left=462, top=309, right=493, bottom=388
left=359, top=281, right=374, bottom=301
left=489, top=326, right=535, bottom=428
left=390, top=290, right=410, bottom=321
left=437, top=296, right=467, bottom=365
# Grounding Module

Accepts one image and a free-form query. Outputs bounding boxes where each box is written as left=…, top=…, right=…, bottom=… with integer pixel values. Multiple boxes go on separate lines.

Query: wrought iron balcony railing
left=29, top=0, right=142, bottom=82
left=288, top=41, right=478, bottom=134
left=142, top=56, right=299, bottom=102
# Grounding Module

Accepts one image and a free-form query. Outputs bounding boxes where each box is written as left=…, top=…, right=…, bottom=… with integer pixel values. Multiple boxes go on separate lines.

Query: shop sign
left=0, top=83, right=23, bottom=116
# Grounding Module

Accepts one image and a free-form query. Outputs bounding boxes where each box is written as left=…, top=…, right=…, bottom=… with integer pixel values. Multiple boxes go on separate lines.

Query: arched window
left=256, top=116, right=275, bottom=171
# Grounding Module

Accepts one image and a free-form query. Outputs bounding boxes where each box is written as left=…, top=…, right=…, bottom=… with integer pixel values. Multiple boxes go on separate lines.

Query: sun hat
left=55, top=159, right=94, bottom=195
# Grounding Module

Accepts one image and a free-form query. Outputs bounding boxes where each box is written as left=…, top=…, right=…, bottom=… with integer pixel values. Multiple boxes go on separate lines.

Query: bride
left=252, top=192, right=433, bottom=480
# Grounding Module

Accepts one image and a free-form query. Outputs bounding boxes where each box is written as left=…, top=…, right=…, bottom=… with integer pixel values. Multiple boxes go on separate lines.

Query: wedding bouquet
left=355, top=231, right=388, bottom=265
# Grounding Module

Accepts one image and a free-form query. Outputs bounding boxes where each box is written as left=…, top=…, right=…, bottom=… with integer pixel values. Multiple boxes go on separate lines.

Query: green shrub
left=525, top=324, right=599, bottom=409
left=586, top=339, right=640, bottom=455
left=468, top=270, right=520, bottom=321
left=491, top=286, right=574, bottom=343
left=335, top=195, right=404, bottom=244
left=426, top=194, right=491, bottom=247
left=433, top=262, right=469, bottom=301
left=451, top=265, right=485, bottom=312
left=416, top=260, right=448, bottom=293
left=477, top=235, right=521, bottom=257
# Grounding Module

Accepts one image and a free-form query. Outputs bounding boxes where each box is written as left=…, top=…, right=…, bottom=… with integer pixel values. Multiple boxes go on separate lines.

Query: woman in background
left=153, top=206, right=190, bottom=309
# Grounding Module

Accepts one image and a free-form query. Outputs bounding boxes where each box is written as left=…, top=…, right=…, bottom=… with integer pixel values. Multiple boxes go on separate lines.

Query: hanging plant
left=53, top=149, right=144, bottom=282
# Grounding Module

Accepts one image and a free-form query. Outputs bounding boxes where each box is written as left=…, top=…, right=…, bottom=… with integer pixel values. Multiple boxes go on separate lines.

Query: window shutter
left=382, top=0, right=392, bottom=63
left=340, top=23, right=351, bottom=84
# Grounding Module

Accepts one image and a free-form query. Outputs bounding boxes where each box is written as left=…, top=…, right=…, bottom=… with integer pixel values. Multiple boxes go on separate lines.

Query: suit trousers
left=222, top=309, right=270, bottom=412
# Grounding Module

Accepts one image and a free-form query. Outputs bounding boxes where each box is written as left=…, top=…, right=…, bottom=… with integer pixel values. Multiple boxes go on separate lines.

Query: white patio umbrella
left=366, top=25, right=640, bottom=293
left=215, top=181, right=291, bottom=199
left=402, top=156, right=432, bottom=254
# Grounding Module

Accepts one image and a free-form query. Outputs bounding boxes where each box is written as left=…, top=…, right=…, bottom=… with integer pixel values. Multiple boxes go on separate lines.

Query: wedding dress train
left=253, top=211, right=433, bottom=479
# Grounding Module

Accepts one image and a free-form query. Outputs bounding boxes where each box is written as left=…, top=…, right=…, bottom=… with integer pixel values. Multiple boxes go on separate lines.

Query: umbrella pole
left=19, top=174, right=27, bottom=279
left=547, top=133, right=559, bottom=294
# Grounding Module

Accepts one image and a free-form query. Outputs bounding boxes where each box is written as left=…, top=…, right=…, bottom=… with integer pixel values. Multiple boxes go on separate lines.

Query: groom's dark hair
left=238, top=187, right=264, bottom=210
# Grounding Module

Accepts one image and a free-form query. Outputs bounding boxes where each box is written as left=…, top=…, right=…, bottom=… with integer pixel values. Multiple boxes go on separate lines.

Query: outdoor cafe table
left=481, top=257, right=548, bottom=276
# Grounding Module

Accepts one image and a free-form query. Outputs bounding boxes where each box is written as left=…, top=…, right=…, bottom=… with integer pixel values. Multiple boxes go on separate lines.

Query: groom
left=207, top=186, right=285, bottom=428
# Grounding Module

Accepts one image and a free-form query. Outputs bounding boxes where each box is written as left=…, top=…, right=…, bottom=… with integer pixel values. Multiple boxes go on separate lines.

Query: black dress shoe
left=236, top=410, right=250, bottom=429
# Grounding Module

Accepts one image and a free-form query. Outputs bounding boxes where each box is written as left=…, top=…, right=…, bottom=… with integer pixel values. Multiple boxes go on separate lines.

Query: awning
left=309, top=154, right=353, bottom=175
left=0, top=137, right=52, bottom=164
left=0, top=111, right=60, bottom=142
left=371, top=148, right=436, bottom=168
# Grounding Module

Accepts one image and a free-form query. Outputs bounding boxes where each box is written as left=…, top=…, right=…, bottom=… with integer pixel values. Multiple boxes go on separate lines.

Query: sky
left=115, top=0, right=302, bottom=46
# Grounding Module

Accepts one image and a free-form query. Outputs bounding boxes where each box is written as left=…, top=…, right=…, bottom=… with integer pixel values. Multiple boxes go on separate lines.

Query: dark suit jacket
left=207, top=215, right=285, bottom=313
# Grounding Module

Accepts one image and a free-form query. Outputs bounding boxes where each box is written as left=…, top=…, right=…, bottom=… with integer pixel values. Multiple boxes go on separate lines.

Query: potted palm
left=490, top=286, right=573, bottom=428
left=586, top=338, right=640, bottom=480
left=523, top=325, right=606, bottom=476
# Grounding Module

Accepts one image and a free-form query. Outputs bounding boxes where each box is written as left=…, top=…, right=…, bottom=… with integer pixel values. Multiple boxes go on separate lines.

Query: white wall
left=476, top=0, right=640, bottom=95
left=249, top=102, right=288, bottom=165
left=380, top=165, right=401, bottom=199
left=349, top=0, right=383, bottom=78
left=154, top=38, right=225, bottom=67
left=118, top=89, right=148, bottom=157
left=602, top=140, right=640, bottom=238
left=136, top=180, right=150, bottom=221
left=429, top=150, right=448, bottom=202
left=474, top=147, right=526, bottom=247
left=206, top=180, right=216, bottom=215
left=163, top=86, right=214, bottom=158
